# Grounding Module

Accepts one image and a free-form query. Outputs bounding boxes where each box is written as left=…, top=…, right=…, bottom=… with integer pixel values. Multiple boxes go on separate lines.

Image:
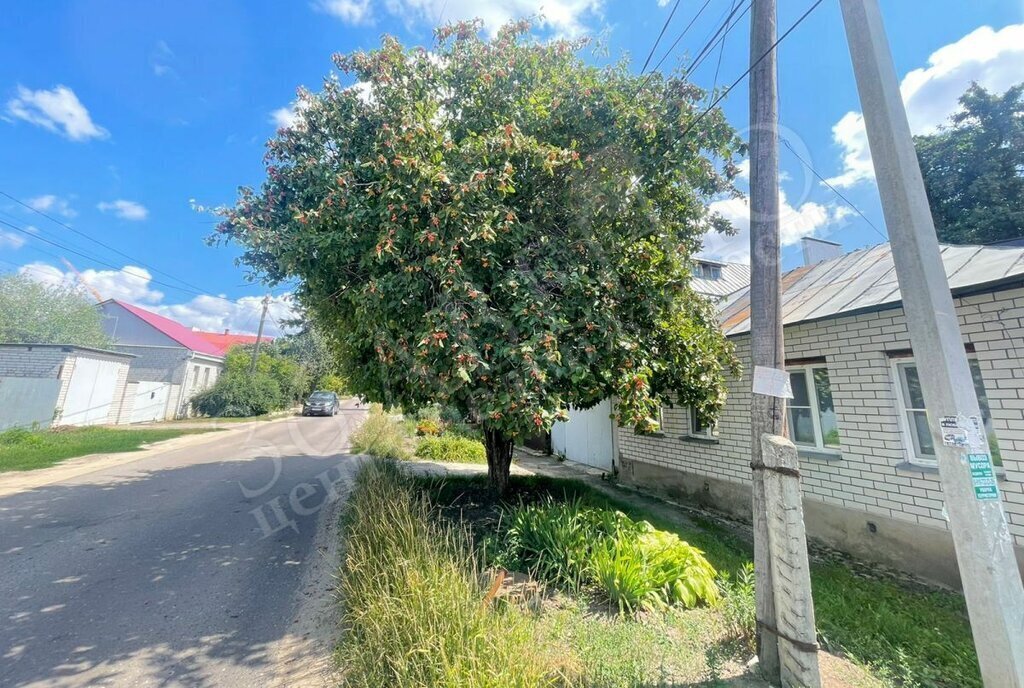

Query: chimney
left=801, top=237, right=843, bottom=266
left=223, top=328, right=230, bottom=335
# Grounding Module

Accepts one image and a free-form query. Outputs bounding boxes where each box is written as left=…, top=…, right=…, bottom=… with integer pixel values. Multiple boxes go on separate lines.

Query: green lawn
left=0, top=426, right=217, bottom=472
left=419, top=474, right=980, bottom=688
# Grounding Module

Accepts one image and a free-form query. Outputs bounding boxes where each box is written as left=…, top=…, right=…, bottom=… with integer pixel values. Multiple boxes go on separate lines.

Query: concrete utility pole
left=250, top=294, right=271, bottom=374
left=839, top=1, right=1024, bottom=684
left=748, top=0, right=783, bottom=678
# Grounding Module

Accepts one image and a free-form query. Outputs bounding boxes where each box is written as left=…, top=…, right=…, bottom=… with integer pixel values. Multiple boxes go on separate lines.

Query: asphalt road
left=0, top=405, right=366, bottom=688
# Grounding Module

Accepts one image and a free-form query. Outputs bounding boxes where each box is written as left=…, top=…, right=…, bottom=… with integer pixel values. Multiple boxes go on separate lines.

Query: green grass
left=335, top=459, right=558, bottom=687
left=417, top=473, right=980, bottom=688
left=0, top=425, right=217, bottom=472
left=350, top=406, right=412, bottom=459
left=414, top=434, right=487, bottom=463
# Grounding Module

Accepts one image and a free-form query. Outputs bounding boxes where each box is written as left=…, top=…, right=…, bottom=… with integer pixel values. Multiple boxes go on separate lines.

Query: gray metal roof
left=692, top=261, right=751, bottom=300
left=719, top=242, right=1024, bottom=337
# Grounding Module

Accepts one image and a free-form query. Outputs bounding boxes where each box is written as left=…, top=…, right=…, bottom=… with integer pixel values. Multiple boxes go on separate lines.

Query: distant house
left=614, top=241, right=1024, bottom=587
left=98, top=300, right=225, bottom=421
left=192, top=329, right=272, bottom=357
left=550, top=257, right=751, bottom=472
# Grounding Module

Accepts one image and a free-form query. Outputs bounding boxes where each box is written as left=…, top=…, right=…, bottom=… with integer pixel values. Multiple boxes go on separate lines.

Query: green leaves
left=215, top=18, right=742, bottom=441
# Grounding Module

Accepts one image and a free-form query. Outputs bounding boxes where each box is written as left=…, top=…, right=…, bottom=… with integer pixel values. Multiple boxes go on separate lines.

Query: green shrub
left=415, top=418, right=444, bottom=436
left=505, top=498, right=718, bottom=613
left=351, top=408, right=411, bottom=460
left=337, top=459, right=556, bottom=687
left=415, top=435, right=486, bottom=463
left=0, top=427, right=45, bottom=447
left=190, top=374, right=282, bottom=417
left=716, top=562, right=756, bottom=649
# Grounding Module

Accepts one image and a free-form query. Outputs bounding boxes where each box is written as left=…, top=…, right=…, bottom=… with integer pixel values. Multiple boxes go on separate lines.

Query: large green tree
left=0, top=273, right=111, bottom=348
left=216, top=20, right=743, bottom=493
left=916, top=82, right=1024, bottom=244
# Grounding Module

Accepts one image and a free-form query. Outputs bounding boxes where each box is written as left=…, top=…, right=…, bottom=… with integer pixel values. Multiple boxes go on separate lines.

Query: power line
left=689, top=0, right=751, bottom=78
left=684, top=0, right=750, bottom=77
left=640, top=0, right=683, bottom=75
left=0, top=189, right=221, bottom=296
left=710, top=0, right=740, bottom=94
left=781, top=137, right=888, bottom=241
left=634, top=0, right=715, bottom=96
left=0, top=216, right=248, bottom=304
left=669, top=0, right=826, bottom=151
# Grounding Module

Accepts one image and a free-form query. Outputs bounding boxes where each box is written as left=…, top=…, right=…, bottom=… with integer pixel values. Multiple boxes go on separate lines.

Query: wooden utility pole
left=839, top=1, right=1024, bottom=684
left=748, top=0, right=783, bottom=678
left=250, top=294, right=271, bottom=374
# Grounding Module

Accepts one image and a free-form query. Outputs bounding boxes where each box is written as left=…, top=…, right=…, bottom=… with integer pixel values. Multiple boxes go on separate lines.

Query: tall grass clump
left=337, top=459, right=559, bottom=687
left=415, top=434, right=487, bottom=463
left=349, top=404, right=411, bottom=459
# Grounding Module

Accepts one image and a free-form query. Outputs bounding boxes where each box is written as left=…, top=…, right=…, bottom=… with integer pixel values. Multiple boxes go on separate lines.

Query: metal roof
left=692, top=260, right=751, bottom=300
left=719, top=242, right=1024, bottom=337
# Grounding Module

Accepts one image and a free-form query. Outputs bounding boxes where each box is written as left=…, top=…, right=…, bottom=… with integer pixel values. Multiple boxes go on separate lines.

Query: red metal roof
left=193, top=331, right=272, bottom=356
left=108, top=300, right=225, bottom=357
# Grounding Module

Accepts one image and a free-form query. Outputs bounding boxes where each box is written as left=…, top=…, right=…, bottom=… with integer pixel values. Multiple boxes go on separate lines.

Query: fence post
left=759, top=433, right=821, bottom=688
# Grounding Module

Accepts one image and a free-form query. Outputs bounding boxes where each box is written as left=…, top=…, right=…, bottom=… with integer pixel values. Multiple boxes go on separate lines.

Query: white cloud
left=98, top=199, right=149, bottom=221
left=27, top=194, right=77, bottom=218
left=154, top=294, right=297, bottom=338
left=17, top=261, right=297, bottom=337
left=269, top=102, right=307, bottom=130
left=4, top=85, right=108, bottom=141
left=0, top=231, right=25, bottom=250
left=701, top=190, right=851, bottom=264
left=150, top=40, right=178, bottom=78
left=316, top=0, right=372, bottom=23
left=17, top=262, right=163, bottom=304
left=319, top=0, right=602, bottom=37
left=827, top=23, right=1024, bottom=188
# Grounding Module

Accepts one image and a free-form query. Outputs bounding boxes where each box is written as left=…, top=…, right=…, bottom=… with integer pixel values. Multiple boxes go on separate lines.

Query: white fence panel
left=551, top=399, right=614, bottom=471
left=130, top=381, right=171, bottom=424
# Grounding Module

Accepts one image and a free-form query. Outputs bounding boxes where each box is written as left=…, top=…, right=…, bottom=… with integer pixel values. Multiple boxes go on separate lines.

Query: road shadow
left=0, top=452, right=361, bottom=687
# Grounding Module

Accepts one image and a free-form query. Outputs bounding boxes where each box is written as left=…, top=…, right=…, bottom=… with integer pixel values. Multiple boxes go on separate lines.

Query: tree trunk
left=483, top=426, right=514, bottom=496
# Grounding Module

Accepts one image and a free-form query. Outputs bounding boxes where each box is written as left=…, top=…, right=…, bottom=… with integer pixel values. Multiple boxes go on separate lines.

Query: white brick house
left=615, top=242, right=1024, bottom=588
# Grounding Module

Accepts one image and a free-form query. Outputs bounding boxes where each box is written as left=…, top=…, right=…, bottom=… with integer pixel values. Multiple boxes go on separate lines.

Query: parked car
left=301, top=391, right=339, bottom=416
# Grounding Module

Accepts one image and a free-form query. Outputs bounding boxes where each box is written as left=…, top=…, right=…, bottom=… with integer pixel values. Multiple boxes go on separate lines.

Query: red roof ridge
left=105, top=299, right=225, bottom=358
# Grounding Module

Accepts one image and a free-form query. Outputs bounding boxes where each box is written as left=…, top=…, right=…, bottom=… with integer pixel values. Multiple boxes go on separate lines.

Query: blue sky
left=1, top=0, right=1022, bottom=334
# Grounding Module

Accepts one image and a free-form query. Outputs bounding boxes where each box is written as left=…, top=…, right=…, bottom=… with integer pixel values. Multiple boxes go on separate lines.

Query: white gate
left=61, top=358, right=122, bottom=426
left=130, top=381, right=170, bottom=423
left=551, top=399, right=614, bottom=471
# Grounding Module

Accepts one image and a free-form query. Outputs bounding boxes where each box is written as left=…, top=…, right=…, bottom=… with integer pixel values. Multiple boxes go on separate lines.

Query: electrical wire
left=633, top=0, right=715, bottom=96
left=781, top=138, right=888, bottom=241
left=640, top=0, right=683, bottom=75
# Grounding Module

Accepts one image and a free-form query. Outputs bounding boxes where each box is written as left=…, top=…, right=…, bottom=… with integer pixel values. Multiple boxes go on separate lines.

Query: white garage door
left=61, top=358, right=122, bottom=426
left=130, top=381, right=171, bottom=423
left=551, top=399, right=614, bottom=471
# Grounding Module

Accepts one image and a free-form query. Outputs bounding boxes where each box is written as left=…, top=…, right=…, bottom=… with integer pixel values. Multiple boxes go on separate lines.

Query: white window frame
left=786, top=364, right=840, bottom=453
left=688, top=407, right=718, bottom=439
left=890, top=354, right=1001, bottom=467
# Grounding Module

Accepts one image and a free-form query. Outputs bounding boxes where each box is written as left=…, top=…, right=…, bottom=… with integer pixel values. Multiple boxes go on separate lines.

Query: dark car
left=302, top=391, right=339, bottom=416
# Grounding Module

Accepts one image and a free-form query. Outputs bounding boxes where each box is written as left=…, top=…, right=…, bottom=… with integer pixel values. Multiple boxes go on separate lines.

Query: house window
left=787, top=366, right=840, bottom=451
left=192, top=366, right=200, bottom=387
left=694, top=262, right=722, bottom=280
left=689, top=407, right=718, bottom=439
left=893, top=357, right=1001, bottom=466
left=202, top=368, right=210, bottom=389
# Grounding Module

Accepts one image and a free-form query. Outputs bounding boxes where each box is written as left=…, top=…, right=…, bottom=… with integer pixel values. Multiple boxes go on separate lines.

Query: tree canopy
left=916, top=82, right=1024, bottom=245
left=0, top=274, right=112, bottom=348
left=215, top=20, right=743, bottom=491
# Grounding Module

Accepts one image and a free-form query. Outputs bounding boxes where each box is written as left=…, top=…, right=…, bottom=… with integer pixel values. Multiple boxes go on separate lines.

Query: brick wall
left=0, top=346, right=68, bottom=378
left=111, top=345, right=191, bottom=383
left=617, top=286, right=1024, bottom=549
